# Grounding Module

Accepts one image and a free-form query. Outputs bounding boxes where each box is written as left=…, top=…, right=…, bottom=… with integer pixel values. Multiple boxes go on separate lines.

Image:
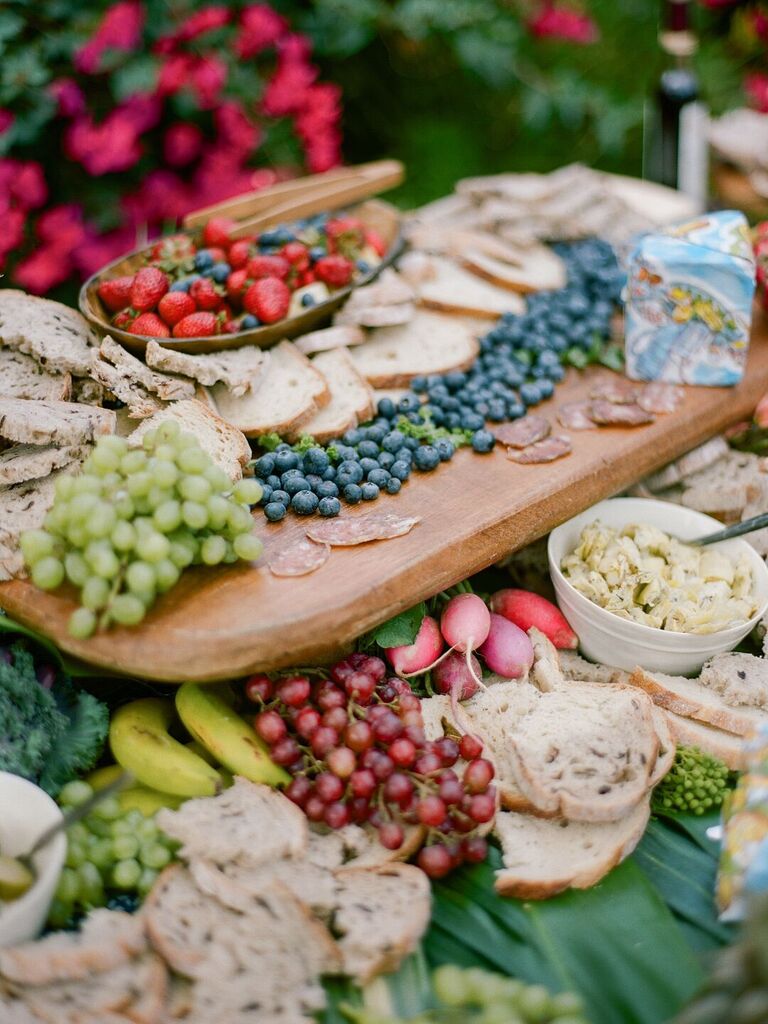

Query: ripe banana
left=88, top=762, right=186, bottom=813
left=176, top=683, right=289, bottom=787
left=109, top=698, right=224, bottom=798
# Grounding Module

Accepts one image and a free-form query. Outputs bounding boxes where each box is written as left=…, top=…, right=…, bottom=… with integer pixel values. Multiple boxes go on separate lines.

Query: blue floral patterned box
left=624, top=210, right=756, bottom=387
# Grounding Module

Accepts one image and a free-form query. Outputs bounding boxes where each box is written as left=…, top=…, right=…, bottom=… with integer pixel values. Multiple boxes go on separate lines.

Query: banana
left=109, top=698, right=224, bottom=798
left=87, top=762, right=185, bottom=814
left=176, top=683, right=289, bottom=787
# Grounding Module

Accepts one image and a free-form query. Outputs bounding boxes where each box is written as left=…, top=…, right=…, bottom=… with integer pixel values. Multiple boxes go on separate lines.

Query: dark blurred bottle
left=643, top=0, right=708, bottom=207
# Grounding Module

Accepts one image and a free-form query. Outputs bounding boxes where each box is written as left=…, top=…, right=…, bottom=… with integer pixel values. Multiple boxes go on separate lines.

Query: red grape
left=348, top=652, right=368, bottom=668
left=330, top=658, right=355, bottom=685
left=368, top=808, right=385, bottom=829
left=254, top=710, right=286, bottom=745
left=435, top=737, right=460, bottom=767
left=244, top=674, right=273, bottom=703
left=378, top=684, right=397, bottom=703
left=383, top=772, right=414, bottom=805
left=349, top=768, right=376, bottom=799
left=379, top=822, right=405, bottom=850
left=414, top=752, right=442, bottom=777
left=452, top=811, right=475, bottom=833
left=322, top=707, right=349, bottom=733
left=345, top=720, right=373, bottom=753
left=462, top=836, right=489, bottom=863
left=373, top=711, right=404, bottom=743
left=417, top=795, right=448, bottom=827
left=388, top=737, right=416, bottom=767
left=463, top=758, right=495, bottom=794
left=401, top=709, right=423, bottom=729
left=316, top=683, right=347, bottom=711
left=285, top=777, right=311, bottom=807
left=398, top=692, right=421, bottom=713
left=360, top=656, right=386, bottom=682
left=295, top=707, right=321, bottom=739
left=344, top=671, right=376, bottom=703
left=468, top=793, right=495, bottom=823
left=438, top=775, right=464, bottom=805
left=445, top=841, right=464, bottom=870
left=304, top=795, right=326, bottom=822
left=459, top=734, right=483, bottom=760
left=315, top=772, right=344, bottom=802
left=404, top=725, right=426, bottom=747
left=323, top=801, right=350, bottom=829
left=327, top=746, right=356, bottom=779
left=366, top=704, right=390, bottom=722
left=417, top=844, right=452, bottom=879
left=310, top=726, right=338, bottom=757
left=369, top=751, right=395, bottom=781
left=271, top=737, right=301, bottom=766
left=388, top=678, right=411, bottom=697
left=349, top=796, right=371, bottom=823
left=277, top=675, right=311, bottom=707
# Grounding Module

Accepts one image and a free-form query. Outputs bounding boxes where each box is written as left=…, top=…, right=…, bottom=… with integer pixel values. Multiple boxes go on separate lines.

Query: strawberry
left=223, top=319, right=241, bottom=334
left=228, top=239, right=252, bottom=269
left=131, top=267, right=170, bottom=311
left=281, top=241, right=310, bottom=272
left=243, top=277, right=290, bottom=324
left=226, top=268, right=250, bottom=302
left=98, top=275, right=134, bottom=312
left=364, top=228, right=387, bottom=257
left=314, top=255, right=354, bottom=289
left=203, top=217, right=236, bottom=248
left=172, top=311, right=218, bottom=338
left=150, top=233, right=196, bottom=263
left=158, top=291, right=196, bottom=326
left=112, top=309, right=136, bottom=330
left=130, top=312, right=170, bottom=338
left=189, top=277, right=223, bottom=311
left=298, top=269, right=316, bottom=287
left=325, top=216, right=364, bottom=253
left=246, top=254, right=290, bottom=280
left=206, top=246, right=227, bottom=263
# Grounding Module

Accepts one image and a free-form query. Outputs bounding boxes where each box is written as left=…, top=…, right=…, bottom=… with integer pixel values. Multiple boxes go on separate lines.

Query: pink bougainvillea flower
left=294, top=84, right=343, bottom=172
left=0, top=109, right=13, bottom=135
left=48, top=79, right=86, bottom=118
left=36, top=204, right=88, bottom=248
left=746, top=72, right=768, bottom=113
left=0, top=209, right=25, bottom=258
left=65, top=114, right=142, bottom=175
left=215, top=101, right=262, bottom=157
left=121, top=169, right=191, bottom=224
left=178, top=5, right=230, bottom=41
left=10, top=161, right=48, bottom=210
left=73, top=224, right=138, bottom=276
left=235, top=4, right=287, bottom=57
left=74, top=0, right=145, bottom=73
left=164, top=122, right=204, bottom=166
left=528, top=3, right=599, bottom=44
left=189, top=55, right=228, bottom=109
left=13, top=244, right=74, bottom=294
left=157, top=53, right=194, bottom=95
left=262, top=57, right=317, bottom=116
left=118, top=92, right=162, bottom=132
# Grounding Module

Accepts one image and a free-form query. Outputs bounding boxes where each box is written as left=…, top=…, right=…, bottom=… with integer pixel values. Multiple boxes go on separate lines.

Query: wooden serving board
left=3, top=319, right=768, bottom=682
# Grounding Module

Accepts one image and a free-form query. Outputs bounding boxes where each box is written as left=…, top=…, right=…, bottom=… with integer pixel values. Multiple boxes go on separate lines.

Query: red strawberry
left=203, top=217, right=236, bottom=248
left=172, top=312, right=218, bottom=338
left=246, top=254, right=290, bottom=280
left=325, top=216, right=364, bottom=252
left=281, top=241, right=310, bottom=272
left=206, top=246, right=227, bottom=263
left=228, top=239, right=252, bottom=269
left=189, top=278, right=223, bottom=311
left=223, top=319, right=241, bottom=334
left=158, top=291, right=195, bottom=326
left=98, top=275, right=134, bottom=312
left=314, top=255, right=354, bottom=289
left=150, top=233, right=196, bottom=262
left=226, top=268, right=250, bottom=301
left=298, top=269, right=316, bottom=287
left=112, top=309, right=136, bottom=329
left=243, top=277, right=290, bottom=324
left=364, top=228, right=387, bottom=257
left=130, top=312, right=170, bottom=338
left=131, top=267, right=170, bottom=311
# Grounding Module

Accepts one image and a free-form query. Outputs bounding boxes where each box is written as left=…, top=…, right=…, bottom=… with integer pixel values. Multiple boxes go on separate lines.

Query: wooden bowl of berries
left=79, top=196, right=403, bottom=355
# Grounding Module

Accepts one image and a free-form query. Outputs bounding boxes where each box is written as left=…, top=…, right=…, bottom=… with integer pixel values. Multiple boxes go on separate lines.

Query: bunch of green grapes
left=47, top=781, right=176, bottom=929
left=20, top=421, right=263, bottom=638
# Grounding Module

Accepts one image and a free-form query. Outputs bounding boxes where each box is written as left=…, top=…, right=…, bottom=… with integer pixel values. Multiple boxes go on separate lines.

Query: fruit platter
left=1, top=162, right=768, bottom=1024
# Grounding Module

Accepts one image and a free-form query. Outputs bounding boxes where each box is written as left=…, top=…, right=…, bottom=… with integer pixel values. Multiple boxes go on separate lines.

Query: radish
left=478, top=613, right=534, bottom=678
left=433, top=650, right=481, bottom=701
left=385, top=616, right=443, bottom=676
left=490, top=588, right=578, bottom=650
left=440, top=593, right=491, bottom=653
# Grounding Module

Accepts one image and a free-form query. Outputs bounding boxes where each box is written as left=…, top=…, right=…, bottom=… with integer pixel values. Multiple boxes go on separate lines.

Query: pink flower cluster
left=528, top=2, right=599, bottom=44
left=746, top=71, right=768, bottom=112
left=74, top=1, right=144, bottom=74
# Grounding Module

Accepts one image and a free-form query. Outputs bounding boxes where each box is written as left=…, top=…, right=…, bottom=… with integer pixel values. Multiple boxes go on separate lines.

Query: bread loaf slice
left=98, top=336, right=195, bottom=402
left=350, top=311, right=480, bottom=388
left=559, top=650, right=628, bottom=685
left=462, top=244, right=566, bottom=294
left=0, top=290, right=100, bottom=377
left=643, top=437, right=730, bottom=492
left=417, top=257, right=526, bottom=319
left=649, top=705, right=676, bottom=786
left=88, top=357, right=163, bottom=418
left=0, top=399, right=116, bottom=447
left=144, top=341, right=268, bottom=398
left=126, top=399, right=250, bottom=482
left=294, top=325, right=366, bottom=356
left=0, top=472, right=65, bottom=579
left=0, top=444, right=87, bottom=486
left=678, top=451, right=762, bottom=521
left=493, top=799, right=651, bottom=899
left=287, top=349, right=375, bottom=443
left=210, top=340, right=330, bottom=437
left=189, top=856, right=339, bottom=920
left=664, top=712, right=747, bottom=771
left=699, top=652, right=768, bottom=710
left=0, top=350, right=71, bottom=402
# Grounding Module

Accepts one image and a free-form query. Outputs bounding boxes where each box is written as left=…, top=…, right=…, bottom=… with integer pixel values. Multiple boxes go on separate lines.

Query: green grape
left=223, top=547, right=239, bottom=565
left=47, top=898, right=74, bottom=929
left=133, top=516, right=154, bottom=535
left=136, top=817, right=159, bottom=841
left=549, top=993, right=584, bottom=1017
left=147, top=485, right=174, bottom=511
left=72, top=474, right=101, bottom=496
left=156, top=420, right=181, bottom=443
left=154, top=558, right=180, bottom=592
left=90, top=444, right=122, bottom=474
left=517, top=984, right=552, bottom=1021
left=92, top=797, right=122, bottom=822
left=65, top=842, right=87, bottom=869
left=113, top=492, right=136, bottom=520
left=79, top=861, right=105, bottom=904
left=69, top=607, right=96, bottom=638
left=110, top=594, right=146, bottom=626
left=65, top=551, right=90, bottom=586
left=153, top=499, right=182, bottom=533
left=433, top=965, right=470, bottom=1006
left=68, top=493, right=99, bottom=523
left=153, top=443, right=177, bottom=463
left=112, top=858, right=142, bottom=890
left=125, top=809, right=145, bottom=829
left=140, top=843, right=171, bottom=870
left=177, top=446, right=210, bottom=474
left=121, top=450, right=147, bottom=475
left=206, top=495, right=230, bottom=531
left=126, top=560, right=156, bottom=595
left=233, top=533, right=263, bottom=562
left=31, top=556, right=64, bottom=590
left=138, top=867, right=158, bottom=896
left=201, top=535, right=227, bottom=565
left=66, top=524, right=89, bottom=549
left=174, top=430, right=197, bottom=451
left=111, top=520, right=137, bottom=552
left=227, top=504, right=253, bottom=534
left=135, top=531, right=170, bottom=563
left=19, top=529, right=56, bottom=564
left=179, top=475, right=211, bottom=502
left=112, top=835, right=140, bottom=861
left=87, top=543, right=121, bottom=580
left=68, top=822, right=89, bottom=846
left=89, top=502, right=118, bottom=538
left=45, top=503, right=70, bottom=533
left=84, top=814, right=111, bottom=839
left=54, top=473, right=77, bottom=501
left=111, top=818, right=133, bottom=837
left=88, top=838, right=114, bottom=872
left=81, top=576, right=111, bottom=611
left=141, top=429, right=158, bottom=451
left=55, top=867, right=81, bottom=904
left=126, top=471, right=152, bottom=498
left=182, top=501, right=208, bottom=530
left=232, top=478, right=262, bottom=505
left=99, top=435, right=129, bottom=458
left=204, top=465, right=230, bottom=492
left=101, top=472, right=122, bottom=492
left=60, top=780, right=94, bottom=807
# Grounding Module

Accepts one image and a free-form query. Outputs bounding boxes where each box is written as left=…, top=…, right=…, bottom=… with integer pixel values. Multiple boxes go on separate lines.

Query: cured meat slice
left=268, top=537, right=331, bottom=577
left=636, top=382, right=684, bottom=414
left=590, top=400, right=655, bottom=426
left=306, top=512, right=421, bottom=547
left=493, top=415, right=550, bottom=448
left=589, top=377, right=639, bottom=404
left=506, top=435, right=572, bottom=464
left=557, top=401, right=596, bottom=431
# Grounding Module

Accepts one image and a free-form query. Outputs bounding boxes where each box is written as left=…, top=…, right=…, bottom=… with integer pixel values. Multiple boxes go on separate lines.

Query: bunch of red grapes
left=244, top=652, right=496, bottom=879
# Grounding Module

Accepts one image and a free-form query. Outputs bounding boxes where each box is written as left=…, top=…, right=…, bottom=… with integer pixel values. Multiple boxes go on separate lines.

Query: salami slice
left=589, top=377, right=639, bottom=404
left=506, top=434, right=572, bottom=464
left=590, top=400, right=655, bottom=426
left=636, top=382, right=684, bottom=414
left=557, top=401, right=596, bottom=431
left=493, top=415, right=550, bottom=448
left=306, top=512, right=421, bottom=547
left=268, top=537, right=331, bottom=577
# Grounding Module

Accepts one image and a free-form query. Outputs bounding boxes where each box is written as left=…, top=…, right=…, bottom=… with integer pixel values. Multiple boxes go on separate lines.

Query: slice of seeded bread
left=649, top=705, right=676, bottom=786
left=0, top=350, right=71, bottom=402
left=294, top=325, right=366, bottom=356
left=698, top=652, right=768, bottom=710
left=350, top=310, right=480, bottom=388
left=144, top=341, right=268, bottom=398
left=0, top=290, right=100, bottom=377
left=190, top=856, right=339, bottom=920
left=0, top=444, right=87, bottom=486
left=0, top=399, right=116, bottom=447
left=678, top=451, right=763, bottom=522
left=0, top=472, right=64, bottom=579
left=643, top=437, right=730, bottom=492
left=461, top=244, right=566, bottom=294
left=417, top=256, right=526, bottom=319
left=493, top=799, right=651, bottom=899
left=559, top=650, right=628, bottom=685
left=99, top=336, right=195, bottom=402
left=287, top=348, right=375, bottom=444
left=306, top=824, right=424, bottom=870
left=126, top=399, right=250, bottom=482
left=88, top=357, right=163, bottom=418
left=663, top=711, right=747, bottom=770
left=210, top=340, right=330, bottom=437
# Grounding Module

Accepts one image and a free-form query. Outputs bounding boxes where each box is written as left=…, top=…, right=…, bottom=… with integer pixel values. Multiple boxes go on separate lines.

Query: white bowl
left=0, top=773, right=66, bottom=946
left=548, top=498, right=768, bottom=676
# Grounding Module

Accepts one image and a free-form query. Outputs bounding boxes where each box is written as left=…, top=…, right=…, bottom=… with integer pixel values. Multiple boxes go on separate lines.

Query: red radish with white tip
left=433, top=650, right=481, bottom=701
left=440, top=593, right=491, bottom=653
left=490, top=588, right=578, bottom=649
left=479, top=614, right=534, bottom=678
left=385, top=616, right=443, bottom=676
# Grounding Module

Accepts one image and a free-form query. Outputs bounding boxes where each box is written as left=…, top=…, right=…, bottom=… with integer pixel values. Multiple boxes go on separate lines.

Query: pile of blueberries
left=252, top=239, right=623, bottom=521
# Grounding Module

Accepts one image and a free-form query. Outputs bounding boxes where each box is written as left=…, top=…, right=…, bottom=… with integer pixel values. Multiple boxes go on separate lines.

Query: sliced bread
left=294, top=325, right=366, bottom=357
left=210, top=340, right=330, bottom=438
left=643, top=437, right=730, bottom=492
left=0, top=444, right=87, bottom=486
left=126, top=399, right=251, bottom=482
left=71, top=377, right=106, bottom=407
left=0, top=350, right=71, bottom=402
left=698, top=652, right=768, bottom=710
left=0, top=290, right=100, bottom=377
left=493, top=799, right=651, bottom=899
left=417, top=256, right=526, bottom=319
left=288, top=348, right=375, bottom=444
left=350, top=311, right=480, bottom=388
left=88, top=357, right=163, bottom=418
left=559, top=649, right=628, bottom=685
left=98, top=336, right=195, bottom=402
left=0, top=399, right=116, bottom=448
left=462, top=244, right=566, bottom=294
left=663, top=711, right=747, bottom=771
left=189, top=856, right=339, bottom=920
left=678, top=451, right=763, bottom=521
left=0, top=472, right=62, bottom=577
left=144, top=340, right=268, bottom=398
left=649, top=705, right=677, bottom=786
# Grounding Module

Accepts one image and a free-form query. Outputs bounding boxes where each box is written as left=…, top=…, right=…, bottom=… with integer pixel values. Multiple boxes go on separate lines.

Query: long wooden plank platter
left=2, top=317, right=768, bottom=682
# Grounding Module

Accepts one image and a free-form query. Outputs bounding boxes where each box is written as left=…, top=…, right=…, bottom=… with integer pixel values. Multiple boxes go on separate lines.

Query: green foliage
left=368, top=601, right=428, bottom=648
left=38, top=675, right=109, bottom=795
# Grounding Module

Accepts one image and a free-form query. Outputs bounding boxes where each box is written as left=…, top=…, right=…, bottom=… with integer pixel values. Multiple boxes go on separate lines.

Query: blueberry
left=266, top=474, right=281, bottom=491
left=271, top=489, right=289, bottom=505
left=440, top=395, right=460, bottom=413
left=434, top=438, right=455, bottom=462
left=367, top=468, right=390, bottom=487
left=397, top=393, right=421, bottom=413
left=343, top=428, right=364, bottom=446
left=315, top=480, right=339, bottom=498
left=274, top=449, right=299, bottom=473
left=413, top=445, right=440, bottom=471
left=538, top=350, right=561, bottom=368
left=254, top=453, right=275, bottom=477
left=538, top=378, right=555, bottom=399
left=301, top=294, right=316, bottom=307
left=394, top=447, right=413, bottom=463
left=359, top=457, right=378, bottom=474
left=421, top=404, right=445, bottom=425
left=390, top=460, right=411, bottom=481
left=361, top=482, right=380, bottom=501
left=303, top=447, right=330, bottom=473
left=461, top=412, right=485, bottom=432
left=284, top=476, right=311, bottom=496
left=241, top=314, right=260, bottom=329
left=356, top=259, right=371, bottom=274
left=258, top=229, right=281, bottom=247
left=309, top=246, right=326, bottom=262
left=377, top=398, right=397, bottom=420
left=273, top=227, right=295, bottom=245
left=471, top=429, right=495, bottom=453
left=264, top=502, right=287, bottom=522
left=403, top=437, right=420, bottom=451
left=364, top=425, right=387, bottom=444
left=444, top=371, right=467, bottom=391
left=548, top=364, right=566, bottom=382
left=378, top=451, right=395, bottom=470
left=507, top=401, right=525, bottom=419
left=170, top=277, right=194, bottom=292
left=257, top=484, right=272, bottom=506
left=318, top=496, right=341, bottom=517
left=305, top=473, right=324, bottom=490
left=487, top=399, right=507, bottom=422
left=292, top=490, right=319, bottom=515
left=385, top=477, right=402, bottom=495
left=194, top=250, right=214, bottom=270
left=444, top=412, right=461, bottom=430
left=473, top=400, right=489, bottom=417
left=356, top=440, right=378, bottom=459
left=343, top=483, right=362, bottom=504
left=337, top=460, right=363, bottom=483
left=334, top=445, right=358, bottom=462
left=427, top=385, right=450, bottom=404
left=322, top=466, right=338, bottom=481
left=211, top=262, right=231, bottom=283
left=411, top=375, right=428, bottom=393
left=382, top=430, right=405, bottom=454
left=520, top=382, right=542, bottom=406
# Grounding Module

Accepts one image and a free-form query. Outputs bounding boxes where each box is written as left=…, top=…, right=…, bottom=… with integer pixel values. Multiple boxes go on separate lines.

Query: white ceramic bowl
left=0, top=773, right=66, bottom=946
left=548, top=498, right=768, bottom=675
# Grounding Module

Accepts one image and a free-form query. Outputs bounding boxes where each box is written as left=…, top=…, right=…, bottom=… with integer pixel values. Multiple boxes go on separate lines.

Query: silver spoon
left=692, top=511, right=768, bottom=546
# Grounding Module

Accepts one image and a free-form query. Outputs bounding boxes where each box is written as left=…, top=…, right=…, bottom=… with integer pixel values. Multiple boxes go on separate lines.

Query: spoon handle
left=27, top=772, right=134, bottom=859
left=693, top=511, right=768, bottom=546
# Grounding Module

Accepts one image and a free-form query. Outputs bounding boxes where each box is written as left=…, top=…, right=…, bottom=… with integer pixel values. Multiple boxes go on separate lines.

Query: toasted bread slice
left=0, top=350, right=71, bottom=402
left=287, top=348, right=375, bottom=444
left=145, top=340, right=268, bottom=398
left=462, top=243, right=566, bottom=294
left=417, top=257, right=525, bottom=319
left=0, top=399, right=115, bottom=447
left=663, top=712, right=747, bottom=771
